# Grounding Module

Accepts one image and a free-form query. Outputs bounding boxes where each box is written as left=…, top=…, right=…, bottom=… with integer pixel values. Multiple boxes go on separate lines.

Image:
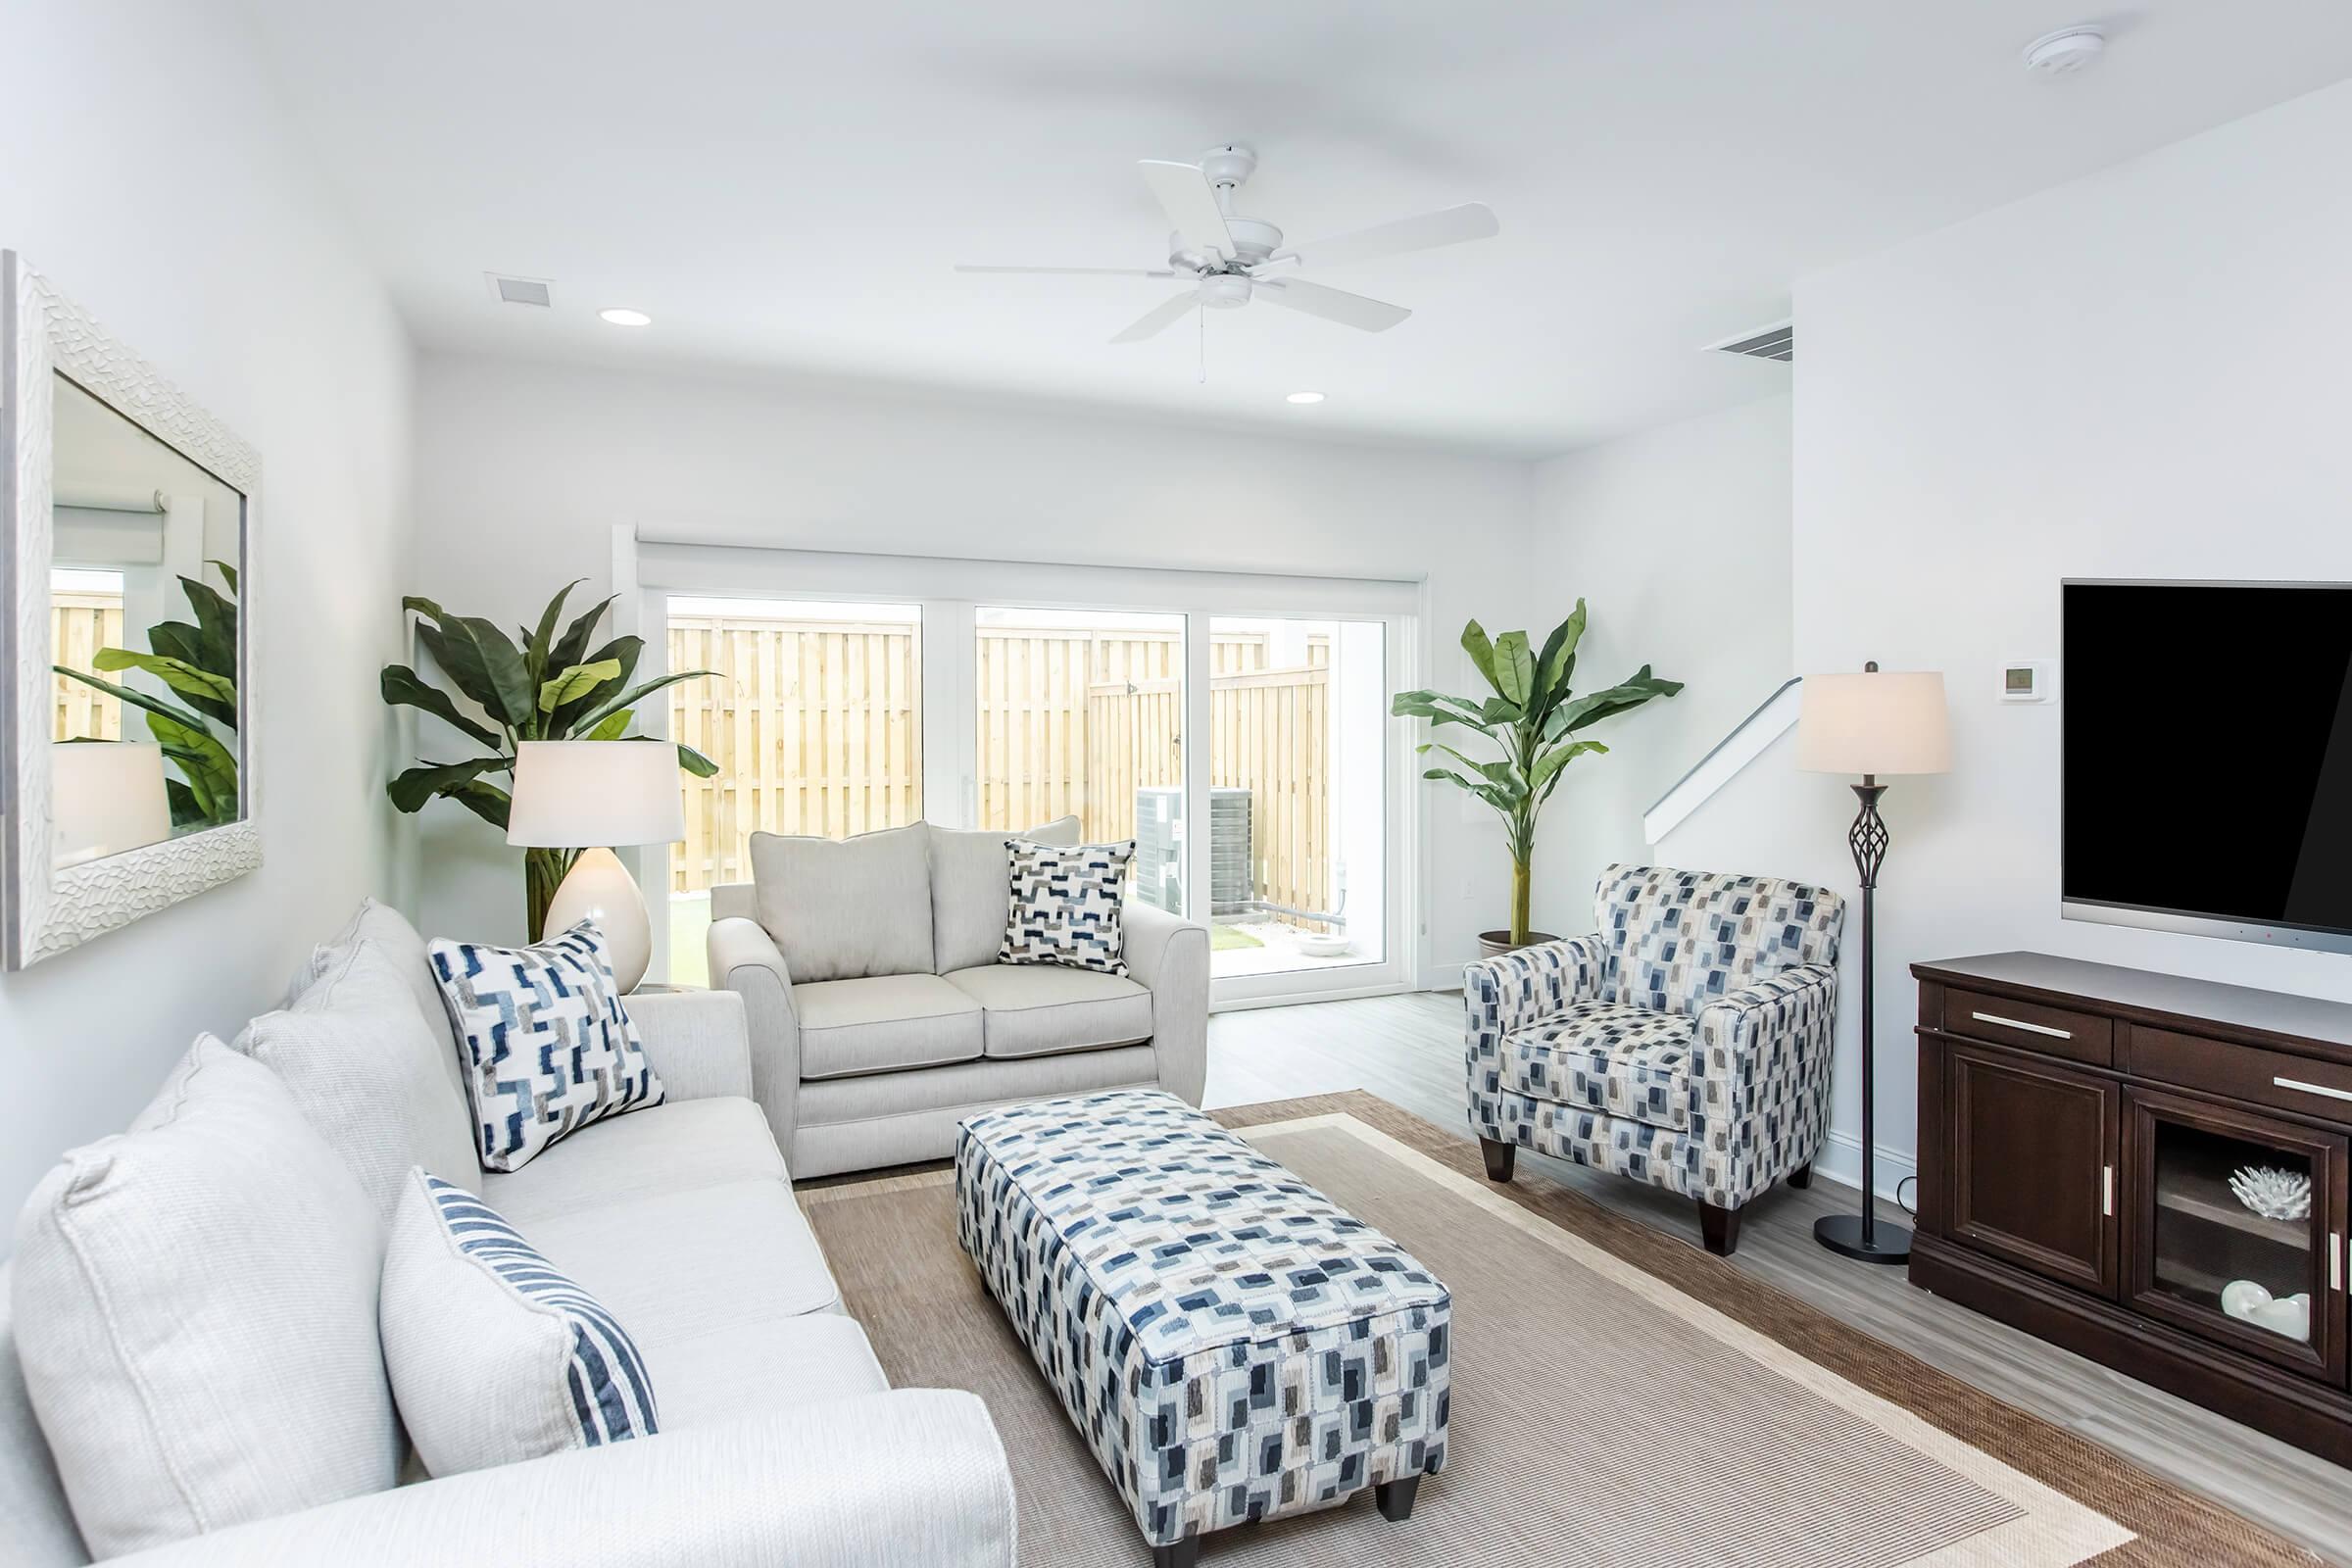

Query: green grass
left=667, top=895, right=710, bottom=987
left=1210, top=923, right=1263, bottom=953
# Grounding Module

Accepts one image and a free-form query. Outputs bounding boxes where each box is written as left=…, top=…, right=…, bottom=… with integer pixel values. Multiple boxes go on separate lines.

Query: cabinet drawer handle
left=2333, top=1233, right=2343, bottom=1295
left=2102, top=1165, right=2114, bottom=1217
left=1972, top=1009, right=2074, bottom=1040
left=2275, top=1075, right=2352, bottom=1104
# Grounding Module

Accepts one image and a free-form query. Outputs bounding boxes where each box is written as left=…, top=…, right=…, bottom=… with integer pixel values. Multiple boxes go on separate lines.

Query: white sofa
left=0, top=901, right=1015, bottom=1568
left=710, top=819, right=1211, bottom=1178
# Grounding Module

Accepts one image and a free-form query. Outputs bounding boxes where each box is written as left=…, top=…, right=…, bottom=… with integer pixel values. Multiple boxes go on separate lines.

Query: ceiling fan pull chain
left=1198, top=300, right=1207, bottom=384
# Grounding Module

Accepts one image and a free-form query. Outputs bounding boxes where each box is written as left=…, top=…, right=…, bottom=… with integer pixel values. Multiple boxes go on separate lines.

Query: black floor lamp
left=1797, top=662, right=1951, bottom=1264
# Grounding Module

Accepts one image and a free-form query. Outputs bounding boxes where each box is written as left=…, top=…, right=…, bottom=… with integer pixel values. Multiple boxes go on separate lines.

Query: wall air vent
left=1706, top=321, right=1792, bottom=363
left=484, top=272, right=553, bottom=308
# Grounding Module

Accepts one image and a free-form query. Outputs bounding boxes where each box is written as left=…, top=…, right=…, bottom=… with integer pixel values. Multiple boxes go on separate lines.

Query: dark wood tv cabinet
left=1912, top=952, right=2352, bottom=1463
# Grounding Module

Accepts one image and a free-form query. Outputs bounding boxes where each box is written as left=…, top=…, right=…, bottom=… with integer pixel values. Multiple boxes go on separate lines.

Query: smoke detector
left=2023, top=25, right=2106, bottom=76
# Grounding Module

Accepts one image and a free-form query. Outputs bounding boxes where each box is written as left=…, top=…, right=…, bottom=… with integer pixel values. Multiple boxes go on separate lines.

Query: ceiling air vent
left=484, top=272, right=553, bottom=308
left=1706, top=320, right=1792, bottom=363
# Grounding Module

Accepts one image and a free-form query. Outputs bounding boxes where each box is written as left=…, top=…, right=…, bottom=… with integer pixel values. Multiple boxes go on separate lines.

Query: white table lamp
left=508, top=740, right=686, bottom=993
left=1797, top=662, right=1950, bottom=1265
left=52, top=741, right=174, bottom=867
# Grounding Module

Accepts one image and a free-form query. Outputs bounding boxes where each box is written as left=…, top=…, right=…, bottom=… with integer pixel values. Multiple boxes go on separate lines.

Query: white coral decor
left=2229, top=1165, right=2312, bottom=1222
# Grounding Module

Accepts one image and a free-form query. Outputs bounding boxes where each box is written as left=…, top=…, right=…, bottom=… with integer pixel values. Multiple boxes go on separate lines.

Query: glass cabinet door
left=2126, top=1088, right=2345, bottom=1382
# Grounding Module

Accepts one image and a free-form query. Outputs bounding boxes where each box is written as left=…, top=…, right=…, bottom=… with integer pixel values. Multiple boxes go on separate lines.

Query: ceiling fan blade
left=956, top=265, right=1179, bottom=277
left=1110, top=292, right=1200, bottom=344
left=1138, top=161, right=1235, bottom=261
left=1280, top=203, right=1498, bottom=270
left=1251, top=277, right=1410, bottom=332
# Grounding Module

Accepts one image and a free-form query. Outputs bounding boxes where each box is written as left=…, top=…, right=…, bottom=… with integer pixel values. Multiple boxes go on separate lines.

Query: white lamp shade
left=507, top=740, right=686, bottom=848
left=52, top=741, right=173, bottom=863
left=1797, top=669, right=1952, bottom=777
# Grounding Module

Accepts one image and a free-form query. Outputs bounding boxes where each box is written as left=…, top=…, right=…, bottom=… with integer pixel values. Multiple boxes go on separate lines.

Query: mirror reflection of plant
left=1392, top=601, right=1683, bottom=948
left=53, top=561, right=240, bottom=830
left=379, top=580, right=719, bottom=941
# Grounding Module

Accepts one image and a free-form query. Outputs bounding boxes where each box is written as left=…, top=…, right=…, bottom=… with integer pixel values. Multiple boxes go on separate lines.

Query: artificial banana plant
left=381, top=581, right=717, bottom=940
left=1392, top=601, right=1683, bottom=947
left=53, top=563, right=242, bottom=831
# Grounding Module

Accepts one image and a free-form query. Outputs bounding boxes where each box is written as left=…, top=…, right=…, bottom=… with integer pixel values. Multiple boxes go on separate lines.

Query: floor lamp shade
left=1798, top=663, right=1949, bottom=1265
left=1797, top=670, right=1951, bottom=777
left=507, top=741, right=686, bottom=993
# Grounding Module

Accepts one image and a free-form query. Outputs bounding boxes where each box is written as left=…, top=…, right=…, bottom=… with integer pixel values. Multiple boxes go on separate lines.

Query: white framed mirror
left=2, top=253, right=261, bottom=968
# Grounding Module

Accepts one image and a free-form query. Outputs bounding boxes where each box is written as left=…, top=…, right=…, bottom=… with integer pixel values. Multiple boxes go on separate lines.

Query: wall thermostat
left=2000, top=661, right=2053, bottom=703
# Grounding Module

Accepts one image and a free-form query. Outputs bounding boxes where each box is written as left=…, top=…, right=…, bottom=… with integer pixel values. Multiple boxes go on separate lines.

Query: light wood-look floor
left=1204, top=989, right=2352, bottom=1566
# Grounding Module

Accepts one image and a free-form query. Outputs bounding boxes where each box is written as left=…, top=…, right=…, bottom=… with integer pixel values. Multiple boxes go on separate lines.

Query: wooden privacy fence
left=669, top=616, right=1340, bottom=927
left=53, top=592, right=126, bottom=741
left=669, top=617, right=921, bottom=884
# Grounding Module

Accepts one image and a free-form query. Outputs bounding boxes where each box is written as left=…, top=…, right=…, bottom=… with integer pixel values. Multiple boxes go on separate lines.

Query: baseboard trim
left=1811, top=1129, right=1918, bottom=1206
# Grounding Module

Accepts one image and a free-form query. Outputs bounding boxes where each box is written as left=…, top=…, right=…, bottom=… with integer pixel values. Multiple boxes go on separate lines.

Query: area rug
left=798, top=1091, right=2314, bottom=1567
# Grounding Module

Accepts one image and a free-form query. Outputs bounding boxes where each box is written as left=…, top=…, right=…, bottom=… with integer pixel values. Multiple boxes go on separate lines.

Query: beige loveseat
left=0, top=900, right=1014, bottom=1567
left=709, top=819, right=1211, bottom=1179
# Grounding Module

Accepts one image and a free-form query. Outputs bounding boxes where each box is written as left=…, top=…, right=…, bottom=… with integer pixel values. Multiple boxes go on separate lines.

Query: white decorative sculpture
left=2229, top=1165, right=2312, bottom=1222
left=2220, top=1280, right=2312, bottom=1343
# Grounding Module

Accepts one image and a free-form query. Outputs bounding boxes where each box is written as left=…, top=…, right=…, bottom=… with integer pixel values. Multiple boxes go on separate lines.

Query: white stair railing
left=1642, top=677, right=1801, bottom=845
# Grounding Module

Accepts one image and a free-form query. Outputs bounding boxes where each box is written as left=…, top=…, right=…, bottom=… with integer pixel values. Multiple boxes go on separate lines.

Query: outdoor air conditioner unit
left=1132, top=786, right=1251, bottom=916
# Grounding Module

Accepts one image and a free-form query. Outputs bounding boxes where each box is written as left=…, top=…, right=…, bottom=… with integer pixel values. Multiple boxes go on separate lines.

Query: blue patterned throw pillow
left=1000, top=838, right=1136, bottom=975
left=380, top=1169, right=658, bottom=1475
left=428, top=922, right=662, bottom=1172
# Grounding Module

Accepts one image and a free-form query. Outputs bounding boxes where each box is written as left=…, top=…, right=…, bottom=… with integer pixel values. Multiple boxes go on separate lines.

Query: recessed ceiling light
left=1286, top=391, right=1326, bottom=405
left=598, top=307, right=653, bottom=327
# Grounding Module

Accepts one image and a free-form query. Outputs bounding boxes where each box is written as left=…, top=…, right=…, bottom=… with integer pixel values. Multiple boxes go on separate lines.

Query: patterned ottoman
left=956, top=1090, right=1450, bottom=1568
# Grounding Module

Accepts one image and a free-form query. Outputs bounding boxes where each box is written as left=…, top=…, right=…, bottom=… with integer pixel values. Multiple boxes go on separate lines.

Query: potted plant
left=1393, top=602, right=1682, bottom=956
left=53, top=563, right=242, bottom=830
left=379, top=581, right=718, bottom=940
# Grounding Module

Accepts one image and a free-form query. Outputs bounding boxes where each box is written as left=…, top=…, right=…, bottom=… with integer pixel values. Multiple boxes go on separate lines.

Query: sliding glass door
left=643, top=554, right=1412, bottom=1003
left=663, top=597, right=920, bottom=982
left=1205, top=617, right=1387, bottom=980
left=974, top=607, right=1186, bottom=907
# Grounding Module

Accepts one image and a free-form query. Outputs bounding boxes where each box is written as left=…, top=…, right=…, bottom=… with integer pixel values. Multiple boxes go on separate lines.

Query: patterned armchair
left=1464, top=863, right=1845, bottom=1255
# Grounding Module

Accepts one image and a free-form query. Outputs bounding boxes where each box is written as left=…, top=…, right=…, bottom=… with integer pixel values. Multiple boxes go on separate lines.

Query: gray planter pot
left=1478, top=929, right=1561, bottom=959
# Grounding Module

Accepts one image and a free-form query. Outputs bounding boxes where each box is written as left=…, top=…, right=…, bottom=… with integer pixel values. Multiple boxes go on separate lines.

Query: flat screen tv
left=2064, top=580, right=2352, bottom=954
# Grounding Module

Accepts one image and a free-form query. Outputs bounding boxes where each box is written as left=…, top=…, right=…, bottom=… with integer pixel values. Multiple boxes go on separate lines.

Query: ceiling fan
left=956, top=145, right=1499, bottom=344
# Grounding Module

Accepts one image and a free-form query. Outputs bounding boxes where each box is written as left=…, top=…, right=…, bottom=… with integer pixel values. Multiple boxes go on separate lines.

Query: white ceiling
left=233, top=0, right=2352, bottom=457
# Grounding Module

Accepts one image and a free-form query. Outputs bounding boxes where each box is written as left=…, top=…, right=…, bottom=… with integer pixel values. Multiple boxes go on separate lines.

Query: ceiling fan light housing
left=1198, top=274, right=1253, bottom=310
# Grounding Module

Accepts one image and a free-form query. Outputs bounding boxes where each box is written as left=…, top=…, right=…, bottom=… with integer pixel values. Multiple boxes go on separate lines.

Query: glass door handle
left=2101, top=1165, right=2114, bottom=1217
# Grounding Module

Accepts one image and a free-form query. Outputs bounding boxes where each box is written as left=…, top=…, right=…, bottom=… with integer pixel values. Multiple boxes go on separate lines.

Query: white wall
left=0, top=4, right=413, bottom=1222
left=408, top=354, right=1534, bottom=980
left=1660, top=77, right=2352, bottom=1200
left=1527, top=393, right=1793, bottom=931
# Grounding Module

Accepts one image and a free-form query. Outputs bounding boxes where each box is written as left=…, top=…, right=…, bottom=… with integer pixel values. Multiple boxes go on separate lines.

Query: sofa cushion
left=236, top=935, right=481, bottom=1219
left=483, top=1097, right=785, bottom=1226
left=1503, top=1002, right=1696, bottom=1131
left=1595, top=863, right=1845, bottom=1017
left=526, top=1177, right=846, bottom=1332
left=795, top=974, right=984, bottom=1080
left=1000, top=839, right=1136, bottom=975
left=381, top=1171, right=659, bottom=1477
left=291, top=898, right=468, bottom=1102
left=928, top=815, right=1080, bottom=974
left=430, top=923, right=664, bottom=1172
left=649, top=1313, right=888, bottom=1430
left=944, top=964, right=1153, bottom=1059
left=11, top=1039, right=399, bottom=1559
left=751, top=822, right=934, bottom=982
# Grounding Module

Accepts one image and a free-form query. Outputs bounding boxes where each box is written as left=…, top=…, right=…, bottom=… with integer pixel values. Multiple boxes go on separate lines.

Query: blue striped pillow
left=423, top=1177, right=658, bottom=1446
